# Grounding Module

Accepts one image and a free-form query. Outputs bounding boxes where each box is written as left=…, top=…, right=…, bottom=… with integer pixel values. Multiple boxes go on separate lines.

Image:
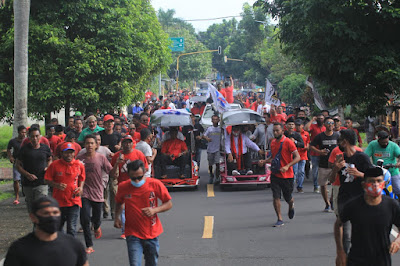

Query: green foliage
left=0, top=0, right=172, bottom=119
left=278, top=73, right=307, bottom=106
left=257, top=0, right=400, bottom=115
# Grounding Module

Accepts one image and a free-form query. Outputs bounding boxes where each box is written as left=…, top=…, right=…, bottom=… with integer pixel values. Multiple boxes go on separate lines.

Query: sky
left=150, top=0, right=257, bottom=32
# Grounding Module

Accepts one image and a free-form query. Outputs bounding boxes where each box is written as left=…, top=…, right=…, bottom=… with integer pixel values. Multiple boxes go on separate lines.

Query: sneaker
left=314, top=187, right=320, bottom=193
left=297, top=188, right=304, bottom=193
left=232, top=170, right=240, bottom=176
left=120, top=234, right=126, bottom=240
left=246, top=169, right=253, bottom=175
left=273, top=220, right=284, bottom=227
left=288, top=206, right=295, bottom=219
left=324, top=206, right=333, bottom=213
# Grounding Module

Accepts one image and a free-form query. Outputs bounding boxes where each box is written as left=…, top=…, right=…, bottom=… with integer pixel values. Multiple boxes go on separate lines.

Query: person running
left=45, top=142, right=85, bottom=236
left=344, top=117, right=363, bottom=148
left=72, top=118, right=84, bottom=140
left=46, top=124, right=62, bottom=155
left=305, top=113, right=326, bottom=193
left=55, top=131, right=82, bottom=159
left=99, top=114, right=121, bottom=153
left=114, top=160, right=172, bottom=266
left=310, top=117, right=339, bottom=212
left=364, top=131, right=400, bottom=198
left=331, top=129, right=372, bottom=255
left=7, top=125, right=26, bottom=205
left=294, top=119, right=310, bottom=193
left=76, top=134, right=112, bottom=254
left=77, top=115, right=104, bottom=143
left=259, top=123, right=300, bottom=227
left=128, top=123, right=141, bottom=143
left=135, top=128, right=157, bottom=179
left=16, top=127, right=52, bottom=213
left=334, top=167, right=400, bottom=266
left=203, top=115, right=221, bottom=184
left=4, top=196, right=88, bottom=266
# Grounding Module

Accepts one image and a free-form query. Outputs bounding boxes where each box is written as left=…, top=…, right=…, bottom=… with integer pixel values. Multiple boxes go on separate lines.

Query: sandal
left=94, top=227, right=102, bottom=239
left=13, top=200, right=20, bottom=205
left=86, top=247, right=95, bottom=254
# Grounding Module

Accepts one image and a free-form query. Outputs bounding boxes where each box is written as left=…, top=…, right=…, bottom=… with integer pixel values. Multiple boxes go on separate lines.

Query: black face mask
left=338, top=144, right=345, bottom=152
left=36, top=215, right=61, bottom=234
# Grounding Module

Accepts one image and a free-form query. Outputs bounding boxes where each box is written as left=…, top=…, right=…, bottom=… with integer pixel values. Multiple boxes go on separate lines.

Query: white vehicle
left=200, top=103, right=241, bottom=130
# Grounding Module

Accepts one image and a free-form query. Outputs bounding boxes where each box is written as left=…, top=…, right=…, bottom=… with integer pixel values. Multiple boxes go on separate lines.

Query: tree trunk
left=13, top=0, right=30, bottom=136
left=65, top=97, right=71, bottom=126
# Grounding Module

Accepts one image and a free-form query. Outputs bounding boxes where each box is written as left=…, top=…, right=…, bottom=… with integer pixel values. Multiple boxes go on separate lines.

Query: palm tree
left=13, top=0, right=30, bottom=135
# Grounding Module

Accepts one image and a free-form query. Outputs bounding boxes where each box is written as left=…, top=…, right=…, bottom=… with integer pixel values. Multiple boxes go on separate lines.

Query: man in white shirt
left=135, top=129, right=157, bottom=178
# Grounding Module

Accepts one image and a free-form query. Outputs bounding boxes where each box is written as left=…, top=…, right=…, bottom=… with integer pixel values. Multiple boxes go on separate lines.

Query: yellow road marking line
left=202, top=216, right=214, bottom=239
left=207, top=184, right=215, bottom=197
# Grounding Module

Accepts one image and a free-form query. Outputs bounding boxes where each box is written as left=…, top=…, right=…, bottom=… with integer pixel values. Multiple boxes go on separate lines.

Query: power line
left=182, top=15, right=242, bottom=22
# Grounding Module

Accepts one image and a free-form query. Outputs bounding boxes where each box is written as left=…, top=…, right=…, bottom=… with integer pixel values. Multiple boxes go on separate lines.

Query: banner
left=207, top=83, right=230, bottom=113
left=265, top=78, right=281, bottom=106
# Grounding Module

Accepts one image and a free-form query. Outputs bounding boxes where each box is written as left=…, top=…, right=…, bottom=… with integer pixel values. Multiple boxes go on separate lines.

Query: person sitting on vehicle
left=225, top=125, right=264, bottom=175
left=161, top=127, right=185, bottom=143
left=158, top=127, right=189, bottom=179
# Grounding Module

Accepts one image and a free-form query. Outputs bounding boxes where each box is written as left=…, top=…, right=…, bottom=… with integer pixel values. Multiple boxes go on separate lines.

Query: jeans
left=391, top=174, right=400, bottom=195
left=195, top=148, right=202, bottom=168
left=311, top=155, right=320, bottom=188
left=122, top=208, right=125, bottom=234
left=60, top=205, right=80, bottom=237
left=126, top=236, right=159, bottom=266
left=293, top=160, right=306, bottom=189
left=80, top=198, right=102, bottom=247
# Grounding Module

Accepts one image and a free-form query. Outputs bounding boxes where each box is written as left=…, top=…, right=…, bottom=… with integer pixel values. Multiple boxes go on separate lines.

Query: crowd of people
left=4, top=79, right=400, bottom=265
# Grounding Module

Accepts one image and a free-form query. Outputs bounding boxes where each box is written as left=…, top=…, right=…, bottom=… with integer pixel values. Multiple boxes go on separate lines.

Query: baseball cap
left=295, top=119, right=304, bottom=125
left=377, top=131, right=389, bottom=140
left=103, top=114, right=114, bottom=122
left=75, top=111, right=82, bottom=116
left=31, top=196, right=59, bottom=214
left=364, top=166, right=383, bottom=178
left=122, top=135, right=134, bottom=142
left=61, top=142, right=75, bottom=152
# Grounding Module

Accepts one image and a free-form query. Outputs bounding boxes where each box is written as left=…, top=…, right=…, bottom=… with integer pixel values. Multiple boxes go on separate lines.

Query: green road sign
left=169, top=37, right=184, bottom=52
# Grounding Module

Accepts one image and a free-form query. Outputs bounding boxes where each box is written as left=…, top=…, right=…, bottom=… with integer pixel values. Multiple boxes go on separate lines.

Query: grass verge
left=0, top=192, right=13, bottom=202
left=0, top=158, right=12, bottom=169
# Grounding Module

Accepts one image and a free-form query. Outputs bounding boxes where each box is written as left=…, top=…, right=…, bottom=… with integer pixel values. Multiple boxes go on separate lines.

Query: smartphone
left=336, top=154, right=343, bottom=161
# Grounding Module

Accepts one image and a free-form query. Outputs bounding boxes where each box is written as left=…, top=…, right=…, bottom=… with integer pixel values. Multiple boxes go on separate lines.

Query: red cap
left=281, top=102, right=286, bottom=107
left=122, top=135, right=134, bottom=142
left=61, top=142, right=75, bottom=152
left=103, top=114, right=114, bottom=122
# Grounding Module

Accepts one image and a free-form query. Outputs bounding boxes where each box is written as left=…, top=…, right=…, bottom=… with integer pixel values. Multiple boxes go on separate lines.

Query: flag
left=265, top=78, right=281, bottom=106
left=207, top=83, right=230, bottom=113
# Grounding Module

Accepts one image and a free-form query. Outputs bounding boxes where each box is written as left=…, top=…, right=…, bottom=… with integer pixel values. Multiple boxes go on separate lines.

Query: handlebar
left=382, top=164, right=398, bottom=169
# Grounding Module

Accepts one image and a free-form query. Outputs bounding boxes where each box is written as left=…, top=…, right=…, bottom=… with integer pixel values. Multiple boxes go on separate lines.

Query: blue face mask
left=131, top=179, right=146, bottom=188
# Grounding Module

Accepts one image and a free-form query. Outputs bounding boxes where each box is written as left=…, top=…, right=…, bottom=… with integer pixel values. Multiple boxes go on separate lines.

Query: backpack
left=271, top=137, right=286, bottom=174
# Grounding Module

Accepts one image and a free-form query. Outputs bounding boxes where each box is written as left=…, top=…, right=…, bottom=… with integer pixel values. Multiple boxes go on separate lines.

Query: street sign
left=169, top=37, right=184, bottom=52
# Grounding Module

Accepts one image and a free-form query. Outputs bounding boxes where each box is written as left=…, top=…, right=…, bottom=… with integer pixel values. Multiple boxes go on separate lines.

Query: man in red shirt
left=114, top=160, right=172, bottom=266
left=259, top=123, right=300, bottom=227
left=270, top=107, right=287, bottom=124
left=159, top=127, right=189, bottom=179
left=224, top=76, right=234, bottom=104
left=128, top=124, right=141, bottom=143
left=305, top=113, right=326, bottom=193
left=294, top=119, right=310, bottom=193
left=45, top=142, right=86, bottom=236
left=277, top=105, right=288, bottom=120
left=46, top=125, right=62, bottom=155
left=55, top=132, right=82, bottom=159
left=217, top=82, right=227, bottom=99
left=344, top=117, right=363, bottom=148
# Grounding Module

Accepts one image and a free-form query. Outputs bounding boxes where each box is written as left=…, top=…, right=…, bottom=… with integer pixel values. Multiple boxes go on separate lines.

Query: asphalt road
left=82, top=152, right=400, bottom=266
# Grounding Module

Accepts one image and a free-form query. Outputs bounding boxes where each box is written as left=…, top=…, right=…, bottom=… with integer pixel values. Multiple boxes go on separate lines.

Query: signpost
left=169, top=37, right=185, bottom=52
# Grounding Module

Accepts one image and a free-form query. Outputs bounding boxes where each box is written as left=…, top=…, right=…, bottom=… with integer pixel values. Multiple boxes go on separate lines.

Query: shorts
left=332, top=185, right=340, bottom=216
left=13, top=165, right=21, bottom=181
left=270, top=175, right=294, bottom=203
left=207, top=151, right=220, bottom=166
left=317, top=167, right=332, bottom=186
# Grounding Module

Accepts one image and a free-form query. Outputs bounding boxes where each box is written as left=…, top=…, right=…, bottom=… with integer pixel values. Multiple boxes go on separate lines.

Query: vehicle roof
left=189, top=95, right=208, bottom=103
left=150, top=109, right=193, bottom=127
left=221, top=109, right=265, bottom=126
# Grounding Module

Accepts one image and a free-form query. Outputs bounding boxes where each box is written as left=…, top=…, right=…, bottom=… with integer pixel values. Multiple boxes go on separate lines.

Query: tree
left=257, top=0, right=400, bottom=114
left=0, top=0, right=172, bottom=122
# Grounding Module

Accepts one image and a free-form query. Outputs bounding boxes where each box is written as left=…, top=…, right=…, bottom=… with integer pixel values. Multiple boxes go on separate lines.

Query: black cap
left=286, top=117, right=295, bottom=124
left=364, top=167, right=384, bottom=179
left=295, top=119, right=304, bottom=125
left=31, top=196, right=59, bottom=214
left=377, top=131, right=389, bottom=140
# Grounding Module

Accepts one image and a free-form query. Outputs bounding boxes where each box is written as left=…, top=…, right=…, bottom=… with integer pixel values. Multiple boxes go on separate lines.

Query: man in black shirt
left=7, top=125, right=26, bottom=205
left=16, top=127, right=52, bottom=213
left=332, top=129, right=372, bottom=255
left=310, top=117, right=339, bottom=212
left=4, top=196, right=88, bottom=266
left=334, top=167, right=400, bottom=266
left=182, top=114, right=205, bottom=168
left=99, top=114, right=121, bottom=153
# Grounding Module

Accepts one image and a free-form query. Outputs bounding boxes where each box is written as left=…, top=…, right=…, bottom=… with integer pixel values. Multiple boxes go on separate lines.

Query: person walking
left=4, top=196, right=88, bottom=266
left=45, top=142, right=85, bottom=236
left=77, top=134, right=112, bottom=254
left=259, top=123, right=300, bottom=227
left=334, top=167, right=400, bottom=266
left=135, top=128, right=157, bottom=179
left=114, top=160, right=172, bottom=266
left=203, top=115, right=221, bottom=184
left=7, top=125, right=27, bottom=205
left=294, top=119, right=310, bottom=193
left=16, top=127, right=52, bottom=213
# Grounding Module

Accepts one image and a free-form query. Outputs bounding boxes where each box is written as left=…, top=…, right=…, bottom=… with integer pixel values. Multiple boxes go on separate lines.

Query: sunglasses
left=129, top=128, right=136, bottom=130
left=325, top=122, right=334, bottom=125
left=131, top=175, right=144, bottom=181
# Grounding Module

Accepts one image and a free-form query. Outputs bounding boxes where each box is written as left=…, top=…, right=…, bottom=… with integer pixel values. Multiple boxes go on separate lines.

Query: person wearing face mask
left=45, top=142, right=86, bottom=237
left=331, top=129, right=372, bottom=255
left=4, top=196, right=88, bottom=266
left=334, top=167, right=400, bottom=266
left=114, top=160, right=172, bottom=266
left=225, top=125, right=264, bottom=176
left=365, top=131, right=400, bottom=199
